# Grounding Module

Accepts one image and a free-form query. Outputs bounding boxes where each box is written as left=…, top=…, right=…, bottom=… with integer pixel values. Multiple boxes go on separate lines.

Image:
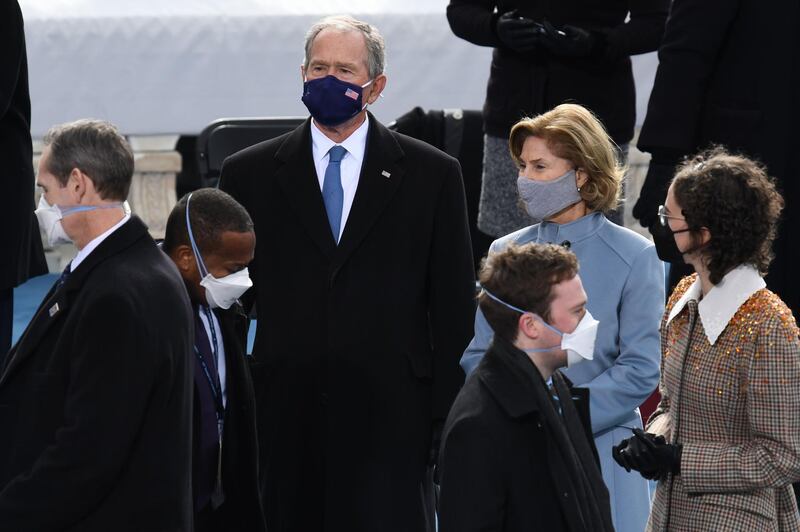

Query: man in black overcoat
left=163, top=188, right=266, bottom=532
left=0, top=0, right=47, bottom=361
left=438, top=242, right=613, bottom=532
left=0, top=120, right=194, bottom=530
left=219, top=15, right=476, bottom=532
left=633, top=0, right=800, bottom=317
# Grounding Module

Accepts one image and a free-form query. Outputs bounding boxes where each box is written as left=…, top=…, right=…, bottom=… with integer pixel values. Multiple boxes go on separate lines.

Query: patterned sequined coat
left=646, top=274, right=800, bottom=531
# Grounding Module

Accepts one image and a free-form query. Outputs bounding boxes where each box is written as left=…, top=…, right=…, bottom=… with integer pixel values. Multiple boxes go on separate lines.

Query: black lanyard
left=195, top=305, right=225, bottom=440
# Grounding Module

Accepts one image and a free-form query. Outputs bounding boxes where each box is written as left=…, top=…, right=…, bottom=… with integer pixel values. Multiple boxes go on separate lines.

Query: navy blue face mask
left=301, top=75, right=373, bottom=127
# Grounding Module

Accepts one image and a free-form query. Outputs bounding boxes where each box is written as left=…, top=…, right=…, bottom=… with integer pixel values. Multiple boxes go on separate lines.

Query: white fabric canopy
left=20, top=0, right=657, bottom=137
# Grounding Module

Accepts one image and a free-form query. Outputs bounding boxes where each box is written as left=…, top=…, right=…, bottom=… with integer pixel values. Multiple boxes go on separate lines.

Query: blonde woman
left=461, top=103, right=664, bottom=532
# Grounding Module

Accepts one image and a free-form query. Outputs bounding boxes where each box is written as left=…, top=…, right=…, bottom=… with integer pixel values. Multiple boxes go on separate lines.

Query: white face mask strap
left=185, top=193, right=210, bottom=279
left=481, top=287, right=565, bottom=337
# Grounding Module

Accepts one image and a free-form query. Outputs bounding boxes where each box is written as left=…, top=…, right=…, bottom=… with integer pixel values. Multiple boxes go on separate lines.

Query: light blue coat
left=463, top=212, right=664, bottom=532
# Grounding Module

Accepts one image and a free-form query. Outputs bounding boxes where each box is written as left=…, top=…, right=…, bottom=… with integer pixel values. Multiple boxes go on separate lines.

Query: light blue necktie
left=322, top=145, right=347, bottom=243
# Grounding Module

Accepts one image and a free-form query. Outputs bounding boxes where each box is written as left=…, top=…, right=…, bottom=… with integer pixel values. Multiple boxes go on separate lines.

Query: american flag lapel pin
left=381, top=170, right=391, bottom=178
left=49, top=303, right=60, bottom=317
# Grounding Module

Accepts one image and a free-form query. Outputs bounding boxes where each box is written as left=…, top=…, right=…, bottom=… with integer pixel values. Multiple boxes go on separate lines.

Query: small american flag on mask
left=344, top=88, right=359, bottom=100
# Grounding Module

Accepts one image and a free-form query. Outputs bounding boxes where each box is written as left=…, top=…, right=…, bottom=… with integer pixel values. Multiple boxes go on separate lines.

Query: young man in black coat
left=163, top=188, right=266, bottom=532
left=438, top=243, right=613, bottom=532
left=0, top=119, right=194, bottom=530
left=219, top=15, right=475, bottom=532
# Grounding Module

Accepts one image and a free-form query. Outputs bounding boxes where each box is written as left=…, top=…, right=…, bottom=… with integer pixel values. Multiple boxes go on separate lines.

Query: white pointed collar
left=666, top=264, right=766, bottom=345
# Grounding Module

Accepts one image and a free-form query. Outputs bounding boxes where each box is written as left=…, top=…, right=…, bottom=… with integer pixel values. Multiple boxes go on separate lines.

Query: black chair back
left=196, top=117, right=305, bottom=186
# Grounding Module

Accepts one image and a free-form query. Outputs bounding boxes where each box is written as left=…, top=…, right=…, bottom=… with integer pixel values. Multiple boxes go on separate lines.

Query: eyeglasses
left=657, top=205, right=686, bottom=227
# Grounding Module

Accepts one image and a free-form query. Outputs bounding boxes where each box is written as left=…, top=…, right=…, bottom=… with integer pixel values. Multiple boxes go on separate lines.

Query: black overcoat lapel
left=333, top=114, right=405, bottom=272
left=274, top=120, right=336, bottom=259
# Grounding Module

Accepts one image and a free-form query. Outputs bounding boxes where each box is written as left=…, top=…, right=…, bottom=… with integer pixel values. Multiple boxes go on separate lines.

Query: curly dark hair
left=671, top=147, right=784, bottom=285
left=478, top=242, right=578, bottom=343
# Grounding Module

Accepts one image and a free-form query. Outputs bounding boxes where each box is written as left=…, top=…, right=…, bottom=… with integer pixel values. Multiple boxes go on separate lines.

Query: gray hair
left=303, top=15, right=386, bottom=80
left=42, top=119, right=134, bottom=201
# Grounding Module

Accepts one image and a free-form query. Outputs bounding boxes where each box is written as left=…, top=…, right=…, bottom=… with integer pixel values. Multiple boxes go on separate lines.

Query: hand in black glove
left=613, top=429, right=682, bottom=479
left=632, top=161, right=676, bottom=228
left=612, top=431, right=665, bottom=480
left=541, top=21, right=597, bottom=58
left=495, top=10, right=544, bottom=53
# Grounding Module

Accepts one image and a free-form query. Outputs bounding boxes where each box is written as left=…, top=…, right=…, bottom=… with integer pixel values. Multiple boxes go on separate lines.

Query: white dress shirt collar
left=310, top=116, right=369, bottom=167
left=666, top=264, right=766, bottom=345
left=71, top=214, right=131, bottom=271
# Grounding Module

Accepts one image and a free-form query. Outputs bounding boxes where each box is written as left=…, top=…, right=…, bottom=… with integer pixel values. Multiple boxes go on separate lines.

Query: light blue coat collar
left=536, top=211, right=605, bottom=245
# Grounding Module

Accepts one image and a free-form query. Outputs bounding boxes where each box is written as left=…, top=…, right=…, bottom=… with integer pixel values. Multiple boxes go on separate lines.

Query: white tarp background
left=19, top=0, right=658, bottom=137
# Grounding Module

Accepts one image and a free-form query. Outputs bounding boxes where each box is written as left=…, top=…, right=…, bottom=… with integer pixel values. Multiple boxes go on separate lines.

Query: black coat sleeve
left=446, top=0, right=503, bottom=48
left=638, top=0, right=741, bottom=155
left=438, top=417, right=505, bottom=531
left=0, top=2, right=23, bottom=118
left=602, top=0, right=669, bottom=59
left=428, top=158, right=476, bottom=420
left=219, top=156, right=258, bottom=316
left=0, top=294, right=163, bottom=528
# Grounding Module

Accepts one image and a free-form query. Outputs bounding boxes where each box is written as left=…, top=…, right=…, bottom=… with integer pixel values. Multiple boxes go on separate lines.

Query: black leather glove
left=495, top=10, right=544, bottom=53
left=541, top=21, right=597, bottom=58
left=632, top=161, right=676, bottom=228
left=613, top=432, right=664, bottom=480
left=613, top=429, right=682, bottom=479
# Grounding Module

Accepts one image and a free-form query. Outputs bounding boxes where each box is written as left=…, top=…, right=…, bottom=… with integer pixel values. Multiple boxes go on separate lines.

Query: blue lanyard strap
left=202, top=305, right=219, bottom=368
left=195, top=306, right=225, bottom=438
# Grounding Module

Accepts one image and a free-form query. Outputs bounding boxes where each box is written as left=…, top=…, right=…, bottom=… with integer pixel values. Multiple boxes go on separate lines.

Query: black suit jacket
left=0, top=1, right=46, bottom=290
left=219, top=114, right=476, bottom=532
left=192, top=304, right=266, bottom=532
left=0, top=217, right=194, bottom=531
left=438, top=340, right=597, bottom=532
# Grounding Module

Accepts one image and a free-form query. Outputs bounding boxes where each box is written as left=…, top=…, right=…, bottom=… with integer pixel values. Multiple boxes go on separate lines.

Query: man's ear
left=365, top=73, right=387, bottom=105
left=518, top=313, right=541, bottom=341
left=66, top=168, right=88, bottom=201
left=173, top=244, right=196, bottom=274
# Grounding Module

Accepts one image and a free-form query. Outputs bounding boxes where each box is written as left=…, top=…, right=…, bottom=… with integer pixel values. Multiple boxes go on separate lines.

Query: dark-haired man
left=163, top=188, right=265, bottom=532
left=0, top=119, right=194, bottom=529
left=438, top=243, right=613, bottom=532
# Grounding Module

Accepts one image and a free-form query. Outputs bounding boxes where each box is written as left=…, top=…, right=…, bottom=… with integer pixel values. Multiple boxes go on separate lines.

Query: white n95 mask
left=185, top=193, right=253, bottom=309
left=35, top=195, right=71, bottom=246
left=199, top=267, right=252, bottom=310
left=522, top=309, right=598, bottom=368
left=557, top=310, right=599, bottom=367
left=35, top=195, right=124, bottom=247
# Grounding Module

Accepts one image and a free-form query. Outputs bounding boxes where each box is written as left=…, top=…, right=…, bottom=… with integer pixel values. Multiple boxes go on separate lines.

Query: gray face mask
left=517, top=169, right=582, bottom=222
